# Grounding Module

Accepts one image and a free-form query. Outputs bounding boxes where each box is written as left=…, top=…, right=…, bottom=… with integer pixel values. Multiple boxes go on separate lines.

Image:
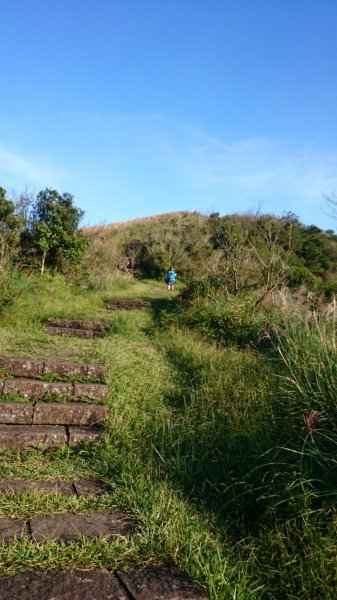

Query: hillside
left=81, top=209, right=337, bottom=297
left=82, top=210, right=210, bottom=282
left=82, top=210, right=197, bottom=232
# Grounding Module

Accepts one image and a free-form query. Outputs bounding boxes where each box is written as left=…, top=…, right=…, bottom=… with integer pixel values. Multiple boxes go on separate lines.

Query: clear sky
left=1, top=0, right=337, bottom=229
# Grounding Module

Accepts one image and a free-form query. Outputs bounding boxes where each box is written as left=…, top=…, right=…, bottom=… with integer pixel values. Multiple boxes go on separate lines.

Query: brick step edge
left=105, top=299, right=151, bottom=309
left=0, top=478, right=111, bottom=497
left=0, top=509, right=136, bottom=542
left=0, top=565, right=208, bottom=599
left=0, top=402, right=108, bottom=426
left=44, top=327, right=105, bottom=338
left=47, top=318, right=111, bottom=332
left=0, top=377, right=108, bottom=401
left=0, top=425, right=104, bottom=451
left=0, top=356, right=106, bottom=380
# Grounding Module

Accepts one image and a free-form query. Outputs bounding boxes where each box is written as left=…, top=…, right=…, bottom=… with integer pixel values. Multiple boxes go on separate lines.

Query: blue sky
left=1, top=0, right=337, bottom=229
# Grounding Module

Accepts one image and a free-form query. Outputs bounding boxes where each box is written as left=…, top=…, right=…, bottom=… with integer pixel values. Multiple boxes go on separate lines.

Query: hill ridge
left=82, top=210, right=196, bottom=232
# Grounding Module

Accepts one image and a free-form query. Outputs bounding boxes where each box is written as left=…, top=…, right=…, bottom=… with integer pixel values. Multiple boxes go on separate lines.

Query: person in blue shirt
left=165, top=267, right=176, bottom=292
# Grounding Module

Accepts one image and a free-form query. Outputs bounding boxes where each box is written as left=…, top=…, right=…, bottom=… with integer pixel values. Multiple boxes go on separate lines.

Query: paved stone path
left=0, top=316, right=208, bottom=598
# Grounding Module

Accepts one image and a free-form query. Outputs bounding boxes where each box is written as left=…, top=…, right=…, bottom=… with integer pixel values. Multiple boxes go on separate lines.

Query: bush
left=162, top=278, right=274, bottom=349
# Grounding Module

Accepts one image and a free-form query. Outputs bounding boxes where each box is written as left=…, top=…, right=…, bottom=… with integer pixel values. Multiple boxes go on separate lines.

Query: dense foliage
left=0, top=186, right=88, bottom=274
left=0, top=187, right=23, bottom=270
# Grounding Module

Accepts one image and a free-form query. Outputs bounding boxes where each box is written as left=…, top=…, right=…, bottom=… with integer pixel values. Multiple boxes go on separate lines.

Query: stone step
left=31, top=510, right=135, bottom=542
left=47, top=317, right=111, bottom=332
left=44, top=326, right=106, bottom=338
left=0, top=402, right=108, bottom=426
left=105, top=298, right=151, bottom=309
left=0, top=356, right=106, bottom=380
left=0, top=565, right=207, bottom=599
left=118, top=564, right=208, bottom=599
left=0, top=509, right=135, bottom=543
left=0, top=377, right=108, bottom=401
left=0, top=425, right=104, bottom=451
left=0, top=478, right=110, bottom=496
left=0, top=570, right=125, bottom=599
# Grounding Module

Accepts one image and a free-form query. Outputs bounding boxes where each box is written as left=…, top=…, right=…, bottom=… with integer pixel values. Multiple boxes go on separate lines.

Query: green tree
left=0, top=187, right=23, bottom=270
left=26, top=188, right=88, bottom=274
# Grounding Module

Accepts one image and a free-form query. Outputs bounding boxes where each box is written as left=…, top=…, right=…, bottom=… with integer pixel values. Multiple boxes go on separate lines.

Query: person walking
left=165, top=267, right=176, bottom=292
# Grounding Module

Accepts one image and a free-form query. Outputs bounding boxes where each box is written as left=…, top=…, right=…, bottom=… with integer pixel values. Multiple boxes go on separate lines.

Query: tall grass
left=271, top=304, right=337, bottom=509
left=275, top=305, right=337, bottom=419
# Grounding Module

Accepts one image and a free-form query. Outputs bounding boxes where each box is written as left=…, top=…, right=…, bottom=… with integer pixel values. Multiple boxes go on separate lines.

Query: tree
left=25, top=188, right=88, bottom=274
left=249, top=215, right=293, bottom=306
left=0, top=187, right=23, bottom=270
left=208, top=213, right=295, bottom=300
left=208, top=214, right=261, bottom=294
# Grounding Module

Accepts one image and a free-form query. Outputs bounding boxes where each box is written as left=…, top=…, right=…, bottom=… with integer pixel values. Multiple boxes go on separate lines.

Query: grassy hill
left=81, top=210, right=210, bottom=284
left=81, top=209, right=337, bottom=298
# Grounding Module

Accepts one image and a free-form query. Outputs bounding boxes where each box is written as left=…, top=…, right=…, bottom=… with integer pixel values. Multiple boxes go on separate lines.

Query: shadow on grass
left=146, top=339, right=296, bottom=537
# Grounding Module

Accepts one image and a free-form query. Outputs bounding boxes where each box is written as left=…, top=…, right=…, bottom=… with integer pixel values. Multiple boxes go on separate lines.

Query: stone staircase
left=0, top=356, right=108, bottom=451
left=0, top=317, right=208, bottom=598
left=44, top=317, right=111, bottom=338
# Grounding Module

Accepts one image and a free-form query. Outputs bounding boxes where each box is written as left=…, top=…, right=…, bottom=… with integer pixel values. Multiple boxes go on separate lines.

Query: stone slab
left=42, top=360, right=88, bottom=377
left=0, top=357, right=106, bottom=381
left=73, top=479, right=111, bottom=497
left=0, top=478, right=111, bottom=497
left=30, top=510, right=136, bottom=542
left=68, top=427, right=105, bottom=447
left=0, top=356, right=44, bottom=377
left=119, top=564, right=208, bottom=599
left=0, top=425, right=67, bottom=451
left=44, top=327, right=105, bottom=338
left=105, top=299, right=151, bottom=309
left=0, top=517, right=26, bottom=541
left=2, top=378, right=107, bottom=402
left=33, top=402, right=108, bottom=426
left=0, top=402, right=34, bottom=424
left=0, top=478, right=74, bottom=496
left=2, top=378, right=73, bottom=399
left=73, top=382, right=108, bottom=401
left=48, top=318, right=111, bottom=332
left=0, top=570, right=126, bottom=600
left=86, top=363, right=107, bottom=380
left=43, top=360, right=106, bottom=380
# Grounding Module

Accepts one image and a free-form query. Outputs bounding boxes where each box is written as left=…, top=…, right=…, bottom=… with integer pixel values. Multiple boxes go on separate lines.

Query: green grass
left=1, top=271, right=337, bottom=598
